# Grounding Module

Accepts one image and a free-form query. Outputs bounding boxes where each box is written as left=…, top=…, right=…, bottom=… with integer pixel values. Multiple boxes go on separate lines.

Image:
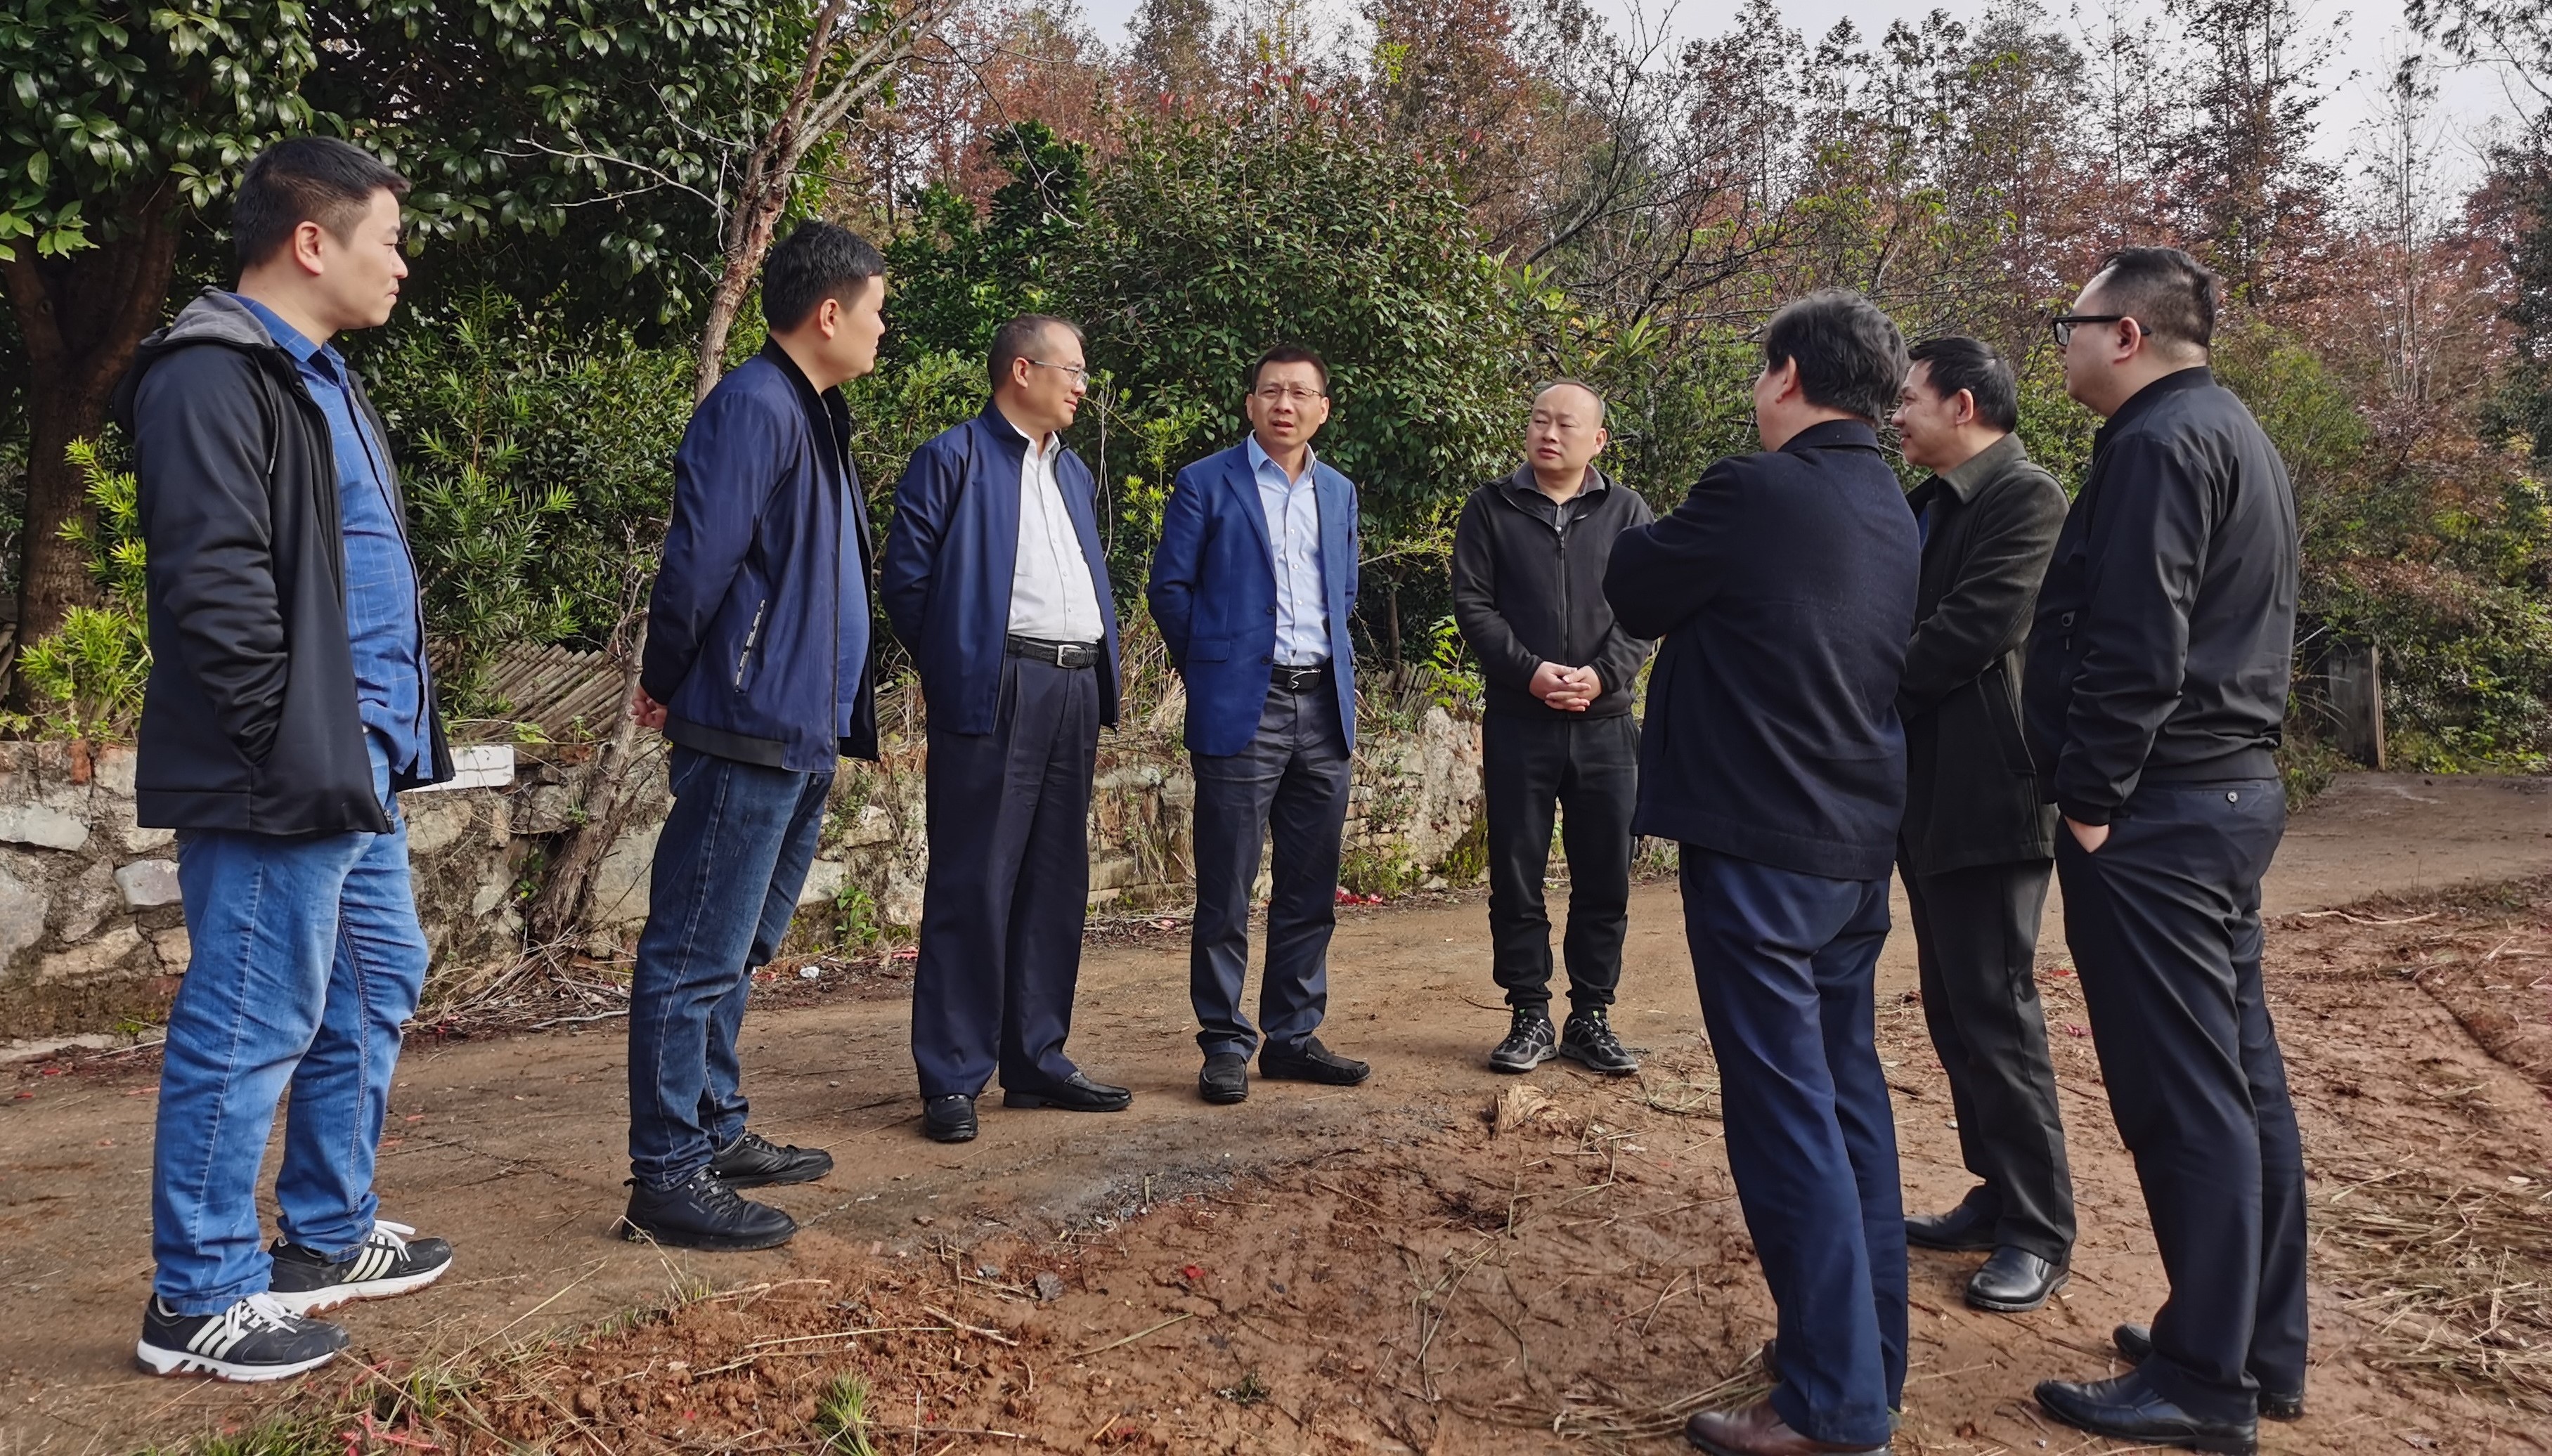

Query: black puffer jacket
left=1450, top=467, right=1655, bottom=719
left=112, top=290, right=452, bottom=834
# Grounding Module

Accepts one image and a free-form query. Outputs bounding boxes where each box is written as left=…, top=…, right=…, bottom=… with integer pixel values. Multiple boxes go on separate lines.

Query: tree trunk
left=526, top=634, right=651, bottom=951
left=0, top=192, right=181, bottom=679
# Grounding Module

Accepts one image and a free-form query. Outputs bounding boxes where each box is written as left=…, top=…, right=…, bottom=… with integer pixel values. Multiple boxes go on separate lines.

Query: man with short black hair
left=1607, top=290, right=1917, bottom=1456
left=886, top=313, right=1130, bottom=1143
left=2028, top=247, right=2305, bottom=1455
left=1889, top=337, right=2075, bottom=1316
left=621, top=220, right=889, bottom=1249
left=1453, top=380, right=1654, bottom=1077
left=117, top=136, right=455, bottom=1381
left=1149, top=344, right=1369, bottom=1105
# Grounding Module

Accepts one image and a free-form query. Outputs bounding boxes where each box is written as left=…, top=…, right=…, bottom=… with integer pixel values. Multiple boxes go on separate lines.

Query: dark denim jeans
left=627, top=746, right=832, bottom=1190
left=152, top=737, right=427, bottom=1315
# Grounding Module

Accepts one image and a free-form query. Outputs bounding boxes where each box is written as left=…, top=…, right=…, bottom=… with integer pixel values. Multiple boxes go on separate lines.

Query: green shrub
left=17, top=437, right=148, bottom=739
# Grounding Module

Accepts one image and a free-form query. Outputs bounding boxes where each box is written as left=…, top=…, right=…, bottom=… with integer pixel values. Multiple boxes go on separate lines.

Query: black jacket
left=1605, top=419, right=1919, bottom=881
left=1898, top=433, right=2066, bottom=875
left=1450, top=465, right=1654, bottom=719
left=2024, top=368, right=2298, bottom=825
left=113, top=290, right=453, bottom=834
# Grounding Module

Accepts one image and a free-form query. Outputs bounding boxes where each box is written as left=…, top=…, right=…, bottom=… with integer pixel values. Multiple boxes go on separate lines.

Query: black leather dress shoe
left=1261, top=1036, right=1371, bottom=1085
left=1199, top=1053, right=1250, bottom=1104
left=1966, top=1246, right=2066, bottom=1313
left=2035, top=1370, right=2258, bottom=1454
left=620, top=1168, right=796, bottom=1252
left=2113, top=1324, right=2303, bottom=1421
left=1905, top=1190, right=1998, bottom=1252
left=1002, top=1071, right=1132, bottom=1112
left=922, top=1094, right=978, bottom=1143
left=709, top=1130, right=834, bottom=1188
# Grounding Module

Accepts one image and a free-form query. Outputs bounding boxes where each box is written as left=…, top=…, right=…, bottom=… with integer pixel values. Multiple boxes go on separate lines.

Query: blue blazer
left=1148, top=442, right=1359, bottom=757
left=881, top=405, right=1122, bottom=735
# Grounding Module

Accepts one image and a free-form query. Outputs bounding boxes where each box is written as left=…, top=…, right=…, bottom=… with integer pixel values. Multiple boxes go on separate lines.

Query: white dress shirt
left=1005, top=417, right=1106, bottom=642
left=1247, top=436, right=1330, bottom=665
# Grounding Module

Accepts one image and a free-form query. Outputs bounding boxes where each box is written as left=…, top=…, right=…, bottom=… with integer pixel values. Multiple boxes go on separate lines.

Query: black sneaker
left=1557, top=1010, right=1638, bottom=1075
left=710, top=1130, right=835, bottom=1188
left=1489, top=1010, right=1557, bottom=1073
left=268, top=1219, right=454, bottom=1315
left=620, top=1167, right=797, bottom=1251
left=137, top=1292, right=349, bottom=1382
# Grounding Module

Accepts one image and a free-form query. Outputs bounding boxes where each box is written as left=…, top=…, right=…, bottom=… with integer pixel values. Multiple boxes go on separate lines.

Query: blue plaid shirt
left=233, top=296, right=430, bottom=776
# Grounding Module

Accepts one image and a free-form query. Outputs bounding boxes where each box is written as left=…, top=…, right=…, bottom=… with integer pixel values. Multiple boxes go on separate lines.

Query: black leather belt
left=1006, top=634, right=1101, bottom=668
left=1271, top=661, right=1332, bottom=693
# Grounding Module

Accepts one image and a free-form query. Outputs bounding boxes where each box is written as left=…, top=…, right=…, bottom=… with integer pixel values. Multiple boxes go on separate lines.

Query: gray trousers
left=1189, top=681, right=1351, bottom=1058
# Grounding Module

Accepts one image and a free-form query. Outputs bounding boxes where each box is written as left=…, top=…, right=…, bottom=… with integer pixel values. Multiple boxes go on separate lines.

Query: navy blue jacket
left=2023, top=367, right=2298, bottom=824
left=641, top=343, right=879, bottom=771
left=881, top=405, right=1122, bottom=734
left=1147, top=443, right=1360, bottom=756
left=1603, top=419, right=1920, bottom=881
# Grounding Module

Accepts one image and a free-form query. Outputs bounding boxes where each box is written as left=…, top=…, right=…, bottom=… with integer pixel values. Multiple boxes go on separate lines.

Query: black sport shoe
left=710, top=1129, right=835, bottom=1188
left=620, top=1167, right=796, bottom=1252
left=268, top=1219, right=454, bottom=1315
left=1557, top=1010, right=1638, bottom=1075
left=1488, top=1010, right=1557, bottom=1073
left=137, top=1292, right=349, bottom=1382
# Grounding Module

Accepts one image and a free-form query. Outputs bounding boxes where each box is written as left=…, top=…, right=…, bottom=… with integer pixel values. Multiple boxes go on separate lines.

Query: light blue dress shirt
left=233, top=294, right=430, bottom=776
left=1246, top=436, right=1329, bottom=666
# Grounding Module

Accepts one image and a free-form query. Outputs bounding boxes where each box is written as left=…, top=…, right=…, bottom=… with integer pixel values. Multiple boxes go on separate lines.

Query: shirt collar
left=997, top=406, right=1063, bottom=463
left=1927, top=431, right=2026, bottom=504
left=1246, top=434, right=1316, bottom=485
left=1779, top=417, right=1882, bottom=455
left=229, top=294, right=340, bottom=377
left=1502, top=462, right=1609, bottom=505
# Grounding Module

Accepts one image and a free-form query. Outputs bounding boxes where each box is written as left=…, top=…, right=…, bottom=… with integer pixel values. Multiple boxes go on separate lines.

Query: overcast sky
left=1066, top=0, right=2529, bottom=193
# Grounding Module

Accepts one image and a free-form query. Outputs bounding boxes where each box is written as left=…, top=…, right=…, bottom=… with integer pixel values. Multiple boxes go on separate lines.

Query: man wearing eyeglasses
left=883, top=313, right=1131, bottom=1145
left=1149, top=344, right=1369, bottom=1106
left=2026, top=247, right=2304, bottom=1456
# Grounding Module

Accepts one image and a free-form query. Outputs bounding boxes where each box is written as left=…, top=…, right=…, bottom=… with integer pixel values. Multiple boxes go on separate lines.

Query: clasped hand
left=1529, top=661, right=1602, bottom=713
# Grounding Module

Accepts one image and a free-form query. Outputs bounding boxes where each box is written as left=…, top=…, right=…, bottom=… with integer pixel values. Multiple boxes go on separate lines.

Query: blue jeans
left=1680, top=848, right=1906, bottom=1448
left=628, top=746, right=831, bottom=1189
left=152, top=738, right=428, bottom=1314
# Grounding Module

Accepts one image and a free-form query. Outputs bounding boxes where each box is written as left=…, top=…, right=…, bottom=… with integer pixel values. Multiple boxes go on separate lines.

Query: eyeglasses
left=2049, top=314, right=2146, bottom=346
left=1026, top=359, right=1089, bottom=384
left=1253, top=386, right=1326, bottom=404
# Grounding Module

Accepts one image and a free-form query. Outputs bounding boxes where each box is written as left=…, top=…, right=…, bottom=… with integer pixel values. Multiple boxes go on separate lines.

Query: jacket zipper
left=734, top=599, right=769, bottom=689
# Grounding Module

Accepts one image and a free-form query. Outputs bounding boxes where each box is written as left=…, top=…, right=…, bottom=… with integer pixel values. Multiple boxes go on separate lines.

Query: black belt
left=1006, top=634, right=1101, bottom=669
left=1271, top=661, right=1333, bottom=693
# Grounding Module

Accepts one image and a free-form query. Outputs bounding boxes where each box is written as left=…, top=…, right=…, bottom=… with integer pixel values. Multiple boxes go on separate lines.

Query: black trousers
left=909, top=656, right=1100, bottom=1099
left=1486, top=712, right=1638, bottom=1015
left=1900, top=855, right=2074, bottom=1261
left=2057, top=779, right=2306, bottom=1423
left=1189, top=680, right=1352, bottom=1058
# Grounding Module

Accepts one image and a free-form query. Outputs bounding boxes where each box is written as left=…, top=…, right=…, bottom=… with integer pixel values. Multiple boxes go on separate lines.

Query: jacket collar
left=1923, top=431, right=2028, bottom=505
left=2102, top=365, right=2215, bottom=439
left=1499, top=462, right=1611, bottom=507
left=760, top=339, right=853, bottom=474
left=1780, top=417, right=1882, bottom=455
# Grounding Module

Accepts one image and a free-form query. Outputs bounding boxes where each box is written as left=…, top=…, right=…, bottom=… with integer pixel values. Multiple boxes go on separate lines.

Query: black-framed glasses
left=2049, top=314, right=2146, bottom=346
left=1026, top=358, right=1090, bottom=384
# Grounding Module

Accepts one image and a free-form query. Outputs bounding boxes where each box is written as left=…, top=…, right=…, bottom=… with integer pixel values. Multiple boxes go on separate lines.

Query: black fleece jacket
left=2023, top=366, right=2298, bottom=825
left=112, top=290, right=452, bottom=834
left=1450, top=466, right=1654, bottom=719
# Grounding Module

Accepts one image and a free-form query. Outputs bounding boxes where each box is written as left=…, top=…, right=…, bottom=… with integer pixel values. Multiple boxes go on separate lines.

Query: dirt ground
left=2, top=769, right=2548, bottom=1454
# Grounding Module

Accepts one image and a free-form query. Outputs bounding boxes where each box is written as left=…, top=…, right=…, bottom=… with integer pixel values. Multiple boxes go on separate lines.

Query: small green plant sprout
left=812, top=1372, right=881, bottom=1454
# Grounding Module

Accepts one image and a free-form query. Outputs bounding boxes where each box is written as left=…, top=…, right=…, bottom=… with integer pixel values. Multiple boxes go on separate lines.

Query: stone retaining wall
left=0, top=708, right=1485, bottom=1042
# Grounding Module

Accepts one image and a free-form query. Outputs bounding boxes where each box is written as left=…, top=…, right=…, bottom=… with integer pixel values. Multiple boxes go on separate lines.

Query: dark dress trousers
left=2024, top=366, right=2305, bottom=1424
left=1896, top=432, right=2074, bottom=1263
left=1148, top=443, right=1359, bottom=1059
left=1450, top=467, right=1654, bottom=1015
left=1605, top=419, right=1919, bottom=1450
left=883, top=408, right=1122, bottom=1100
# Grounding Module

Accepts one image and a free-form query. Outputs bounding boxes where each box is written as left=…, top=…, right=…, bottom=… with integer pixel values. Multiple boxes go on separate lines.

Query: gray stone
left=470, top=869, right=513, bottom=918
left=115, top=859, right=182, bottom=909
left=0, top=802, right=88, bottom=852
left=53, top=861, right=117, bottom=944
left=151, top=925, right=193, bottom=970
left=586, top=821, right=662, bottom=928
left=796, top=857, right=848, bottom=908
left=836, top=802, right=896, bottom=847
left=122, top=821, right=175, bottom=853
left=0, top=866, right=48, bottom=970
left=93, top=746, right=138, bottom=798
left=403, top=798, right=468, bottom=857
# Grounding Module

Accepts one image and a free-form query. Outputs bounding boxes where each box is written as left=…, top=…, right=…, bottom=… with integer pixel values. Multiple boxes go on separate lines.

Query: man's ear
left=814, top=296, right=842, bottom=339
left=290, top=220, right=330, bottom=278
left=1953, top=388, right=1978, bottom=428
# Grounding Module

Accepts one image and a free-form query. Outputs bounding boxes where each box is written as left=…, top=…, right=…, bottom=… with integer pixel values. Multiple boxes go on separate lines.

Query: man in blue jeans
left=115, top=138, right=458, bottom=1381
left=622, top=222, right=889, bottom=1248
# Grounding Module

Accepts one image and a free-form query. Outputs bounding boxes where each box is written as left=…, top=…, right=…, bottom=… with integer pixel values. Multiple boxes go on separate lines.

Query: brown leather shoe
left=1685, top=1398, right=1890, bottom=1455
